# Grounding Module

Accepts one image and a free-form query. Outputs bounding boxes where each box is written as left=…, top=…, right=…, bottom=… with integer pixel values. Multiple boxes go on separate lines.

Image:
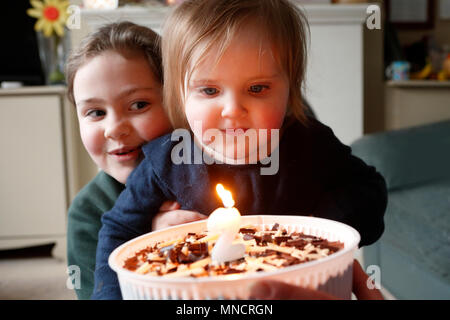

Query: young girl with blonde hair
left=93, top=0, right=386, bottom=299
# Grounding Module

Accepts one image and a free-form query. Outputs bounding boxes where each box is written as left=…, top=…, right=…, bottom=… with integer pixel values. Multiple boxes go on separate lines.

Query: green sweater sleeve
left=67, top=171, right=124, bottom=300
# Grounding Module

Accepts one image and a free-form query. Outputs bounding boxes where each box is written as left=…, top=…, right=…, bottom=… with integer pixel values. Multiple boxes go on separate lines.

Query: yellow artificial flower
left=26, top=0, right=70, bottom=37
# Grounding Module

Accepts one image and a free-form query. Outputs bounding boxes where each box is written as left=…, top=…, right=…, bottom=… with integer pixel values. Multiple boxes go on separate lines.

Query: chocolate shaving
left=261, top=234, right=273, bottom=243
left=316, top=241, right=344, bottom=253
left=253, top=235, right=264, bottom=245
left=123, top=256, right=139, bottom=271
left=239, top=228, right=256, bottom=234
left=311, top=239, right=327, bottom=246
left=271, top=223, right=280, bottom=231
left=274, top=236, right=291, bottom=245
left=135, top=246, right=152, bottom=256
left=286, top=239, right=308, bottom=250
left=147, top=257, right=166, bottom=263
left=187, top=253, right=207, bottom=263
left=282, top=257, right=302, bottom=267
left=168, top=247, right=179, bottom=263
left=304, top=235, right=321, bottom=241
left=177, top=251, right=192, bottom=264
left=222, top=268, right=245, bottom=275
left=188, top=242, right=208, bottom=257
left=328, top=241, right=345, bottom=249
left=166, top=266, right=178, bottom=273
left=248, top=249, right=278, bottom=258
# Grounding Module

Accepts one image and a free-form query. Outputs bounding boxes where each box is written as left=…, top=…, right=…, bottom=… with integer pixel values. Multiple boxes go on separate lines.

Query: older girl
left=66, top=22, right=206, bottom=299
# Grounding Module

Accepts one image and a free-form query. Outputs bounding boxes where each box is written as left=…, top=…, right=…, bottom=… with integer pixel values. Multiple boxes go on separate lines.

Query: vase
left=37, top=32, right=69, bottom=85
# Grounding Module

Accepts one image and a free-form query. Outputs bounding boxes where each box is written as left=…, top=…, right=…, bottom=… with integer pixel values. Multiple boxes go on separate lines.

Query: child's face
left=73, top=50, right=171, bottom=184
left=184, top=25, right=289, bottom=161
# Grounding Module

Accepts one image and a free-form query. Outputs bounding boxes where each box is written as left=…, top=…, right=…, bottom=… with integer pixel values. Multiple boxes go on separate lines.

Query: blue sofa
left=351, top=120, right=450, bottom=300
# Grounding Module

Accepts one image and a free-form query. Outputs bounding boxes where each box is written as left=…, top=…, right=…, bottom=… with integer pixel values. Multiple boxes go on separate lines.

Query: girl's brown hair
left=65, top=21, right=162, bottom=106
left=162, top=0, right=310, bottom=129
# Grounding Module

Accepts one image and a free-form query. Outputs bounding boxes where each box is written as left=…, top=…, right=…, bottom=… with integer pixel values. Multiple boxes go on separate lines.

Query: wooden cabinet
left=0, top=86, right=96, bottom=259
left=384, top=81, right=450, bottom=130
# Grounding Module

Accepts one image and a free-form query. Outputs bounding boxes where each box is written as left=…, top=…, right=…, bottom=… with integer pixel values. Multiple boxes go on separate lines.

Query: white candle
left=207, top=184, right=246, bottom=263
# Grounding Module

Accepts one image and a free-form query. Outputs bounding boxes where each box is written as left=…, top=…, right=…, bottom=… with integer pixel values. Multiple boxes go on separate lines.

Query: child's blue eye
left=249, top=85, right=269, bottom=93
left=86, top=109, right=106, bottom=118
left=131, top=101, right=150, bottom=110
left=202, top=87, right=218, bottom=96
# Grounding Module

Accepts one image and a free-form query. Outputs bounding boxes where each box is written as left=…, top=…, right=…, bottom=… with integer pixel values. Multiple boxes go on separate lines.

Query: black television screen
left=0, top=0, right=45, bottom=85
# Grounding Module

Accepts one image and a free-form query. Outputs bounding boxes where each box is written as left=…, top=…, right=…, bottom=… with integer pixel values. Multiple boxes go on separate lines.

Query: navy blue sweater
left=92, top=118, right=387, bottom=299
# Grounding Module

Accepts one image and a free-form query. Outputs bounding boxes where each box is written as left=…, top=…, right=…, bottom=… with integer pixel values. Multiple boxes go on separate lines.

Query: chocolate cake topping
left=187, top=242, right=208, bottom=256
left=123, top=224, right=344, bottom=278
left=123, top=256, right=139, bottom=271
left=168, top=247, right=179, bottom=263
left=262, top=234, right=273, bottom=243
left=239, top=228, right=256, bottom=234
left=286, top=239, right=308, bottom=249
left=274, top=236, right=291, bottom=245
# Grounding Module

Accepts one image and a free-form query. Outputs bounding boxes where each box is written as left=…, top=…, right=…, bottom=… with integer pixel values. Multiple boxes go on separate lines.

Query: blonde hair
left=66, top=21, right=162, bottom=106
left=162, top=0, right=310, bottom=129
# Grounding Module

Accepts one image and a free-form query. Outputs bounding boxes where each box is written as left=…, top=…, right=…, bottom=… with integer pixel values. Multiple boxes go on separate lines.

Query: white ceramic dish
left=109, top=215, right=360, bottom=300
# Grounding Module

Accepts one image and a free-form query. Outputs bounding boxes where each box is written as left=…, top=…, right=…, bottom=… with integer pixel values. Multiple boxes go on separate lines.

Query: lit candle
left=207, top=184, right=246, bottom=264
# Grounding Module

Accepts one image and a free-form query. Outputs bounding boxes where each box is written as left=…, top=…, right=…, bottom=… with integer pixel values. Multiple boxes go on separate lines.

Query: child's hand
left=158, top=200, right=182, bottom=212
left=152, top=201, right=208, bottom=231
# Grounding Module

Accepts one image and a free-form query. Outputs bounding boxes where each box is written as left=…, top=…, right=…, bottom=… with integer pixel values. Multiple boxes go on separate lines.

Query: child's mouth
left=109, top=146, right=142, bottom=161
left=221, top=128, right=250, bottom=136
left=116, top=149, right=135, bottom=155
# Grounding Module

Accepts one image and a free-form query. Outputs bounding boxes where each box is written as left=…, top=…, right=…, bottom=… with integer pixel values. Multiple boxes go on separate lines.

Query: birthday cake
left=122, top=223, right=344, bottom=278
left=109, top=215, right=360, bottom=299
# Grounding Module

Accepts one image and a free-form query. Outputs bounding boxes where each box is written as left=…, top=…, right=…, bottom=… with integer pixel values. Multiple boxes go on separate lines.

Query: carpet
left=0, top=244, right=77, bottom=300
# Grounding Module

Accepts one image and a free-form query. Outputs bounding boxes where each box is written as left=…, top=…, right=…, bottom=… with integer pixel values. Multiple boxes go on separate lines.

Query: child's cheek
left=140, top=107, right=172, bottom=141
left=264, top=100, right=288, bottom=129
left=186, top=104, right=217, bottom=132
left=258, top=111, right=285, bottom=131
left=79, top=123, right=106, bottom=166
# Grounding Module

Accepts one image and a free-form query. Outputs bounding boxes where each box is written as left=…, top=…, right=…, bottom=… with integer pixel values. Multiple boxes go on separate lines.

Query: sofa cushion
left=351, top=120, right=450, bottom=190
left=372, top=241, right=450, bottom=299
left=381, top=179, right=450, bottom=285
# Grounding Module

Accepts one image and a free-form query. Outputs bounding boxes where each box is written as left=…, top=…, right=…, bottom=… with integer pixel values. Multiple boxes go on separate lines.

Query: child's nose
left=104, top=118, right=131, bottom=140
left=221, top=95, right=247, bottom=119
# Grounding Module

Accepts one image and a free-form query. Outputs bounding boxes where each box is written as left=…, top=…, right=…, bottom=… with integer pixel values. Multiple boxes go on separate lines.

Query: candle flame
left=216, top=184, right=235, bottom=208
